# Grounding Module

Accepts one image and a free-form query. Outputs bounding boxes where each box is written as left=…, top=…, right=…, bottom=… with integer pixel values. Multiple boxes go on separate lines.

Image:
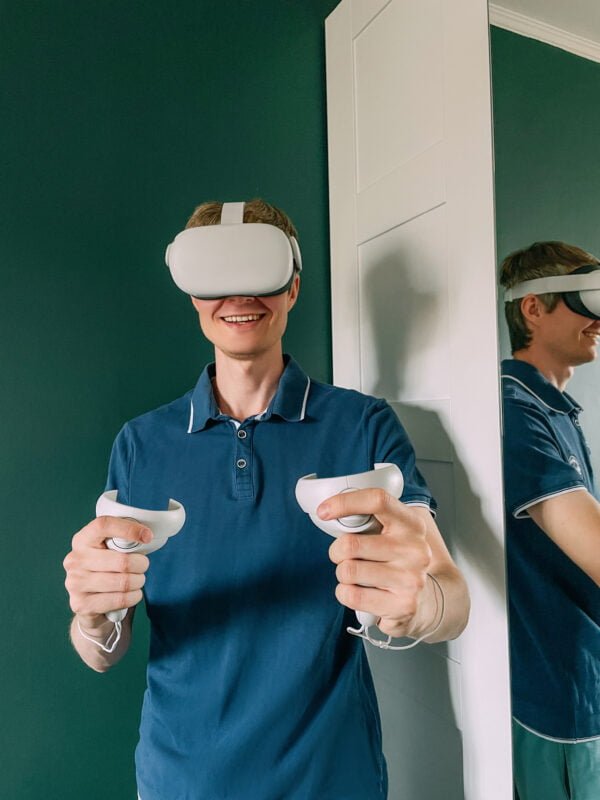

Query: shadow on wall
left=359, top=250, right=505, bottom=799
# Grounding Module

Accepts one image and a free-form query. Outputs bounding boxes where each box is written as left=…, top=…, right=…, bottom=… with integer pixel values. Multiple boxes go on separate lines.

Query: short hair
left=499, top=241, right=599, bottom=352
left=185, top=198, right=298, bottom=241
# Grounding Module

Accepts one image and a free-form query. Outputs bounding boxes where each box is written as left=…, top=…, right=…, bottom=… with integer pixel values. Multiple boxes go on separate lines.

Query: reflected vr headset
left=504, top=264, right=600, bottom=320
left=165, top=201, right=302, bottom=299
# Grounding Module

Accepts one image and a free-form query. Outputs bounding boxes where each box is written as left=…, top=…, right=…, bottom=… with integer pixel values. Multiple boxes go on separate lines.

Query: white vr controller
left=96, top=490, right=186, bottom=622
left=295, top=463, right=404, bottom=632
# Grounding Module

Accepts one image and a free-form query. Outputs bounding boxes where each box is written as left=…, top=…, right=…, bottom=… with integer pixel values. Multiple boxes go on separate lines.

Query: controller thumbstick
left=337, top=488, right=372, bottom=528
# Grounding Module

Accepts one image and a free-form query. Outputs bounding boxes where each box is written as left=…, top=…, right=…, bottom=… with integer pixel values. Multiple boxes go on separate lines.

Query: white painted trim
left=514, top=485, right=585, bottom=518
left=514, top=717, right=600, bottom=744
left=489, top=4, right=600, bottom=65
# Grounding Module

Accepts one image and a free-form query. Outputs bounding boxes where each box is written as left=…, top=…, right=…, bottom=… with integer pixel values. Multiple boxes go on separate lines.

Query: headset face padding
left=562, top=264, right=600, bottom=320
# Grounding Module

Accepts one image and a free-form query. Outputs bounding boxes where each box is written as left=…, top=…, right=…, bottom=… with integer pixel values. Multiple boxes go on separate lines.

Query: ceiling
left=493, top=0, right=600, bottom=46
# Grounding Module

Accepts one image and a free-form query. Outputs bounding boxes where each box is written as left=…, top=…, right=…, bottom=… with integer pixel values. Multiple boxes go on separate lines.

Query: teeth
left=223, top=314, right=262, bottom=323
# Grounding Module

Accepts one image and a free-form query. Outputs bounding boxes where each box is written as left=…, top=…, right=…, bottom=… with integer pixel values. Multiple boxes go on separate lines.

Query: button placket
left=234, top=424, right=253, bottom=499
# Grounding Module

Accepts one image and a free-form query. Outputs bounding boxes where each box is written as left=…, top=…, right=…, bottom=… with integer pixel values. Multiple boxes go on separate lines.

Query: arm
left=526, top=489, right=600, bottom=587
left=321, top=491, right=470, bottom=643
left=63, top=516, right=151, bottom=672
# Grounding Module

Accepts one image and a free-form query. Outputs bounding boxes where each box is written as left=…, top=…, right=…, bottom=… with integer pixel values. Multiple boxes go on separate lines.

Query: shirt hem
left=513, top=717, right=600, bottom=744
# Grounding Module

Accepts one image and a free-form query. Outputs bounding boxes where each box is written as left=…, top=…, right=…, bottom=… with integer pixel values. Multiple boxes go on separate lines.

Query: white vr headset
left=504, top=264, right=600, bottom=320
left=165, top=201, right=302, bottom=299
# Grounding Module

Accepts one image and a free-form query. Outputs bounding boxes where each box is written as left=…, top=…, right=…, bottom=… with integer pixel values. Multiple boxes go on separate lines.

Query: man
left=500, top=241, right=600, bottom=800
left=64, top=198, right=469, bottom=799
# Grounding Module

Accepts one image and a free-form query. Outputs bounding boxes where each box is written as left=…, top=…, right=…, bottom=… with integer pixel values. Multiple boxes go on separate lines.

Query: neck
left=212, top=347, right=285, bottom=421
left=513, top=348, right=573, bottom=391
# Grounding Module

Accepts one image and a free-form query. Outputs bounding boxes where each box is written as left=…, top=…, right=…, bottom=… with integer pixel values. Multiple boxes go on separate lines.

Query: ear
left=287, top=274, right=300, bottom=311
left=519, top=293, right=547, bottom=328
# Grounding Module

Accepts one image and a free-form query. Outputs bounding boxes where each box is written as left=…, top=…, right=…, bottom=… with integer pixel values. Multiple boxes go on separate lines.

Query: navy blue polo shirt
left=107, top=356, right=435, bottom=800
left=502, top=358, right=600, bottom=741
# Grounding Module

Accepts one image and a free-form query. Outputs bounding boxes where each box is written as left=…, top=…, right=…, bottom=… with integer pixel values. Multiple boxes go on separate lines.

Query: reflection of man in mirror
left=500, top=242, right=600, bottom=800
left=62, top=199, right=470, bottom=799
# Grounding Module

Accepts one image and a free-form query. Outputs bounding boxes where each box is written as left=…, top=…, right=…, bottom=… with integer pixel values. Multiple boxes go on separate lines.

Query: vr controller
left=504, top=264, right=600, bottom=320
left=165, top=201, right=302, bottom=300
left=96, top=491, right=186, bottom=622
left=295, top=463, right=404, bottom=632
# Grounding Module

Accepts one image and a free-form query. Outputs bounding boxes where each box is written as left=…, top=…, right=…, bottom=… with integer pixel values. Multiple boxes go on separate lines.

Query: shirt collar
left=188, top=355, right=311, bottom=433
left=501, top=358, right=581, bottom=415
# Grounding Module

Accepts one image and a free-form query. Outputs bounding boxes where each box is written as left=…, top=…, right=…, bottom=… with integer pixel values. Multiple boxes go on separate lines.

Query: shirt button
left=236, top=458, right=247, bottom=469
left=237, top=429, right=247, bottom=439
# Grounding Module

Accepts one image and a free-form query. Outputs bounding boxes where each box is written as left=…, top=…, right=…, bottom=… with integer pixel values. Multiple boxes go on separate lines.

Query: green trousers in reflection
left=513, top=720, right=600, bottom=800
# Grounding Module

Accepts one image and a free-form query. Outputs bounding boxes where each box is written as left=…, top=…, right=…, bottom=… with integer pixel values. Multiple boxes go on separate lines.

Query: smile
left=221, top=314, right=264, bottom=323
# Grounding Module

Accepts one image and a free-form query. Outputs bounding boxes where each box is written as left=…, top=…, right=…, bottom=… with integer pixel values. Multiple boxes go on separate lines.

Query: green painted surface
left=492, top=27, right=600, bottom=277
left=491, top=26, right=600, bottom=469
left=1, top=2, right=337, bottom=797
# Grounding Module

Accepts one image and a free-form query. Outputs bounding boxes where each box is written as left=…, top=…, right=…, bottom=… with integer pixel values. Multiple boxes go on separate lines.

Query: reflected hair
left=499, top=241, right=599, bottom=352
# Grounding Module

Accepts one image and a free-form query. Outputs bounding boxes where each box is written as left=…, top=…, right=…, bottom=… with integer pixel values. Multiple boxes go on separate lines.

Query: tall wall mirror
left=491, top=2, right=600, bottom=798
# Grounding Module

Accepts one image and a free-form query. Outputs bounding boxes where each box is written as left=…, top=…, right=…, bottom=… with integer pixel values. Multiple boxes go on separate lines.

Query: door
left=325, top=1, right=512, bottom=797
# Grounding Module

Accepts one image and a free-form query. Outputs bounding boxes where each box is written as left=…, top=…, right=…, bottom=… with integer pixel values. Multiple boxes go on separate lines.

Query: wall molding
left=489, top=4, right=600, bottom=64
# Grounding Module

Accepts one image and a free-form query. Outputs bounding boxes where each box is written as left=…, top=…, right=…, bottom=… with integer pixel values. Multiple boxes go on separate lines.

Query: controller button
left=338, top=514, right=372, bottom=528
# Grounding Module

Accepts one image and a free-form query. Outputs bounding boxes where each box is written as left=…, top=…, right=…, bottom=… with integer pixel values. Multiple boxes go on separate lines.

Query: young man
left=500, top=241, right=600, bottom=800
left=64, top=199, right=469, bottom=799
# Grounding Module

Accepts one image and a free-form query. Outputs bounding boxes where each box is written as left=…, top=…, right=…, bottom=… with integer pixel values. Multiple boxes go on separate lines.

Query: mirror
left=490, top=5, right=600, bottom=797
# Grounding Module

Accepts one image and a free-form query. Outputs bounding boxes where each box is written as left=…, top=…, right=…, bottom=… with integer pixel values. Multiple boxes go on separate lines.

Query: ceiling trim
left=489, top=4, right=600, bottom=64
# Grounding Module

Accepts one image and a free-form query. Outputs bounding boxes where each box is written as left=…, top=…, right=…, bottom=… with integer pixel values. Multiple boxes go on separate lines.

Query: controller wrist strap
left=77, top=617, right=123, bottom=654
left=348, top=573, right=445, bottom=651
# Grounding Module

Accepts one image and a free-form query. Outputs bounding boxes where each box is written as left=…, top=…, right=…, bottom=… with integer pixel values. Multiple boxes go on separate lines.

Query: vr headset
left=504, top=264, right=600, bottom=320
left=165, top=202, right=302, bottom=299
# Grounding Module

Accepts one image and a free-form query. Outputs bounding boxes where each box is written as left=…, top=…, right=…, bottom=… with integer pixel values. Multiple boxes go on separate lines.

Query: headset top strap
left=220, top=202, right=245, bottom=225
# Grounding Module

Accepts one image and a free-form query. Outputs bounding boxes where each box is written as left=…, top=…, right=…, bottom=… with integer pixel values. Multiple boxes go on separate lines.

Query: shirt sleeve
left=104, top=424, right=133, bottom=503
left=502, top=398, right=585, bottom=518
left=366, top=399, right=437, bottom=513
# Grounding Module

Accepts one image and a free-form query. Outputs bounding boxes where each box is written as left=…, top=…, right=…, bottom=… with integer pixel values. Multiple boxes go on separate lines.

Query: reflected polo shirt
left=107, top=356, right=435, bottom=800
left=501, top=358, right=600, bottom=741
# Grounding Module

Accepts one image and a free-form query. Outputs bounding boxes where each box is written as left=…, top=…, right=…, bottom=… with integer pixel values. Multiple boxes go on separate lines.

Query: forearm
left=69, top=612, right=133, bottom=673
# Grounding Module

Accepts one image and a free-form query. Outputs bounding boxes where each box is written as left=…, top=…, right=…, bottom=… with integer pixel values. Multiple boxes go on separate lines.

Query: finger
left=70, top=588, right=144, bottom=617
left=73, top=516, right=153, bottom=550
left=65, top=549, right=150, bottom=575
left=335, top=583, right=419, bottom=623
left=335, top=559, right=427, bottom=593
left=329, top=531, right=431, bottom=567
left=317, top=488, right=408, bottom=527
left=66, top=569, right=146, bottom=596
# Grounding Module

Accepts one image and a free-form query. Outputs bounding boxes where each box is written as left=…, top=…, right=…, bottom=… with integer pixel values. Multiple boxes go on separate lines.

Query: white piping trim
left=514, top=486, right=585, bottom=518
left=502, top=374, right=568, bottom=414
left=299, top=378, right=311, bottom=421
left=514, top=717, right=600, bottom=744
left=489, top=5, right=600, bottom=66
left=187, top=401, right=194, bottom=433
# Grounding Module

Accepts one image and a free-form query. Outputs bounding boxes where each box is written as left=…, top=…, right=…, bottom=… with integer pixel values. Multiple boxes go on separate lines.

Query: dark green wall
left=492, top=27, right=600, bottom=270
left=1, top=2, right=337, bottom=797
left=491, top=27, right=600, bottom=467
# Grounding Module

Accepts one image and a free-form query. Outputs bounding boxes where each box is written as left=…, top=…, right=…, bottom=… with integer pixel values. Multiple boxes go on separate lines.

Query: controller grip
left=356, top=610, right=378, bottom=628
left=104, top=536, right=153, bottom=622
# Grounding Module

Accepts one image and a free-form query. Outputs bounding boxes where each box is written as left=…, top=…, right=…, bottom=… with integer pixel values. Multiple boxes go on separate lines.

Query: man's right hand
left=63, top=516, right=152, bottom=632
